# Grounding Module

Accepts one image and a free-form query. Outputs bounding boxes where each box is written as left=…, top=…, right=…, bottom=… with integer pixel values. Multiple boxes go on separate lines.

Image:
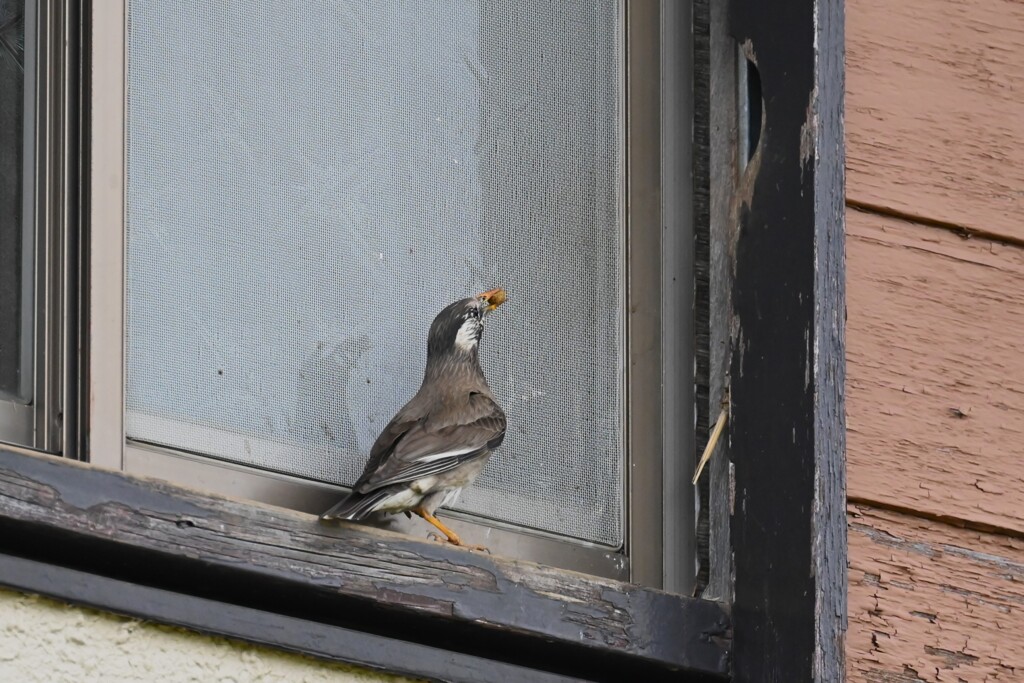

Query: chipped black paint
left=727, top=0, right=847, bottom=680
left=0, top=447, right=730, bottom=681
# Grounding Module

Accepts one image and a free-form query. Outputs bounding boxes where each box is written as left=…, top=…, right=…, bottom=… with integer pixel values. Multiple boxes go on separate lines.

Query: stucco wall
left=0, top=588, right=417, bottom=683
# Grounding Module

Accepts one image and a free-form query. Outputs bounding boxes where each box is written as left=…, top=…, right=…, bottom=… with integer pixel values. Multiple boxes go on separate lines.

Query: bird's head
left=427, top=287, right=506, bottom=360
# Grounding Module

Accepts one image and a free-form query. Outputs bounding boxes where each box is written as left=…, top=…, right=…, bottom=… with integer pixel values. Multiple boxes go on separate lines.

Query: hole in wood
left=741, top=55, right=763, bottom=165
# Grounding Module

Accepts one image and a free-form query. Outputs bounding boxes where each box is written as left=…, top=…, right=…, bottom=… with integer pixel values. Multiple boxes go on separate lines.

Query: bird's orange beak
left=477, top=287, right=507, bottom=311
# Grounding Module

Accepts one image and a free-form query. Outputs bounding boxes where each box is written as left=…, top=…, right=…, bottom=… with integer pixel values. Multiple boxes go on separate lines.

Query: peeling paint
left=847, top=0, right=1024, bottom=241
left=847, top=214, right=1024, bottom=533
left=799, top=85, right=818, bottom=175
left=728, top=461, right=737, bottom=516
left=804, top=324, right=812, bottom=390
left=848, top=505, right=1024, bottom=680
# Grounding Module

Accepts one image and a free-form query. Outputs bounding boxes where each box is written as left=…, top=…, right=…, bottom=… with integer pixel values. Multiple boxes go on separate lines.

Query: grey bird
left=320, top=288, right=507, bottom=550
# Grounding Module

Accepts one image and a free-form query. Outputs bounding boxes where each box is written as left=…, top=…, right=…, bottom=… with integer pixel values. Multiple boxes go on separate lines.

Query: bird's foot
left=426, top=531, right=490, bottom=553
left=417, top=508, right=490, bottom=552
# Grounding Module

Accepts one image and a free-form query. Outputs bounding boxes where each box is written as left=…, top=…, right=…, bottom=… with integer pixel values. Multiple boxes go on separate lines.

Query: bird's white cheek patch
left=454, top=320, right=480, bottom=352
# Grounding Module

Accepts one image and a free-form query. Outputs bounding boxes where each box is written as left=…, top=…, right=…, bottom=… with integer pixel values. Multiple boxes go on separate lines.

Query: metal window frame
left=87, top=0, right=695, bottom=589
left=0, top=0, right=36, bottom=438
left=0, top=0, right=79, bottom=456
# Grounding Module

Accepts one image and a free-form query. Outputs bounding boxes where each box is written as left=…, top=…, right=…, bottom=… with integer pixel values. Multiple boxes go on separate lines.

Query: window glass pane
left=0, top=0, right=30, bottom=404
left=125, top=1, right=624, bottom=545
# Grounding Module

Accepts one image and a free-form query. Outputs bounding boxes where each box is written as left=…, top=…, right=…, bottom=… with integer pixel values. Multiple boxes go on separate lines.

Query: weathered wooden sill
left=0, top=447, right=730, bottom=682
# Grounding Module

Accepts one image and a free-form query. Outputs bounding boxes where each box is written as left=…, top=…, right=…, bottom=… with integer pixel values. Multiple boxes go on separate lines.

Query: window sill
left=0, top=446, right=730, bottom=682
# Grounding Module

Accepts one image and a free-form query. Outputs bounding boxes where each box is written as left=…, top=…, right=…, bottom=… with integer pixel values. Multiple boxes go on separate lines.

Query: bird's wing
left=350, top=408, right=422, bottom=492
left=355, top=392, right=506, bottom=493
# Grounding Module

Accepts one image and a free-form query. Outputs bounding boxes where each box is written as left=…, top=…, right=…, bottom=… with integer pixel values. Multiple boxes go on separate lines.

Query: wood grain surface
left=846, top=0, right=1024, bottom=240
left=848, top=504, right=1023, bottom=682
left=847, top=209, right=1024, bottom=534
left=0, top=446, right=731, bottom=679
left=728, top=0, right=848, bottom=678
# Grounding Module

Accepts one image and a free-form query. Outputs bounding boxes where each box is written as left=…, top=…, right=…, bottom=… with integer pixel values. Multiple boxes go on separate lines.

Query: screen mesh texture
left=125, top=0, right=624, bottom=545
left=0, top=0, right=29, bottom=401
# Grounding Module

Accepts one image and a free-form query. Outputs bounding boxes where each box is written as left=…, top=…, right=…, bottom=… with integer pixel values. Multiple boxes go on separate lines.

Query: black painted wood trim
left=0, top=553, right=578, bottom=683
left=0, top=447, right=731, bottom=682
left=726, top=0, right=847, bottom=681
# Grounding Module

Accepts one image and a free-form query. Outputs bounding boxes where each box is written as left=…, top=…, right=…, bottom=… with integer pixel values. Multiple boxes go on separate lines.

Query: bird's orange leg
left=413, top=508, right=489, bottom=553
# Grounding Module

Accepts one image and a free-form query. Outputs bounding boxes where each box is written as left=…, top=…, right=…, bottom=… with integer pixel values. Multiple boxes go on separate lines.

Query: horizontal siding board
left=847, top=209, right=1024, bottom=533
left=846, top=0, right=1024, bottom=239
left=848, top=504, right=1024, bottom=682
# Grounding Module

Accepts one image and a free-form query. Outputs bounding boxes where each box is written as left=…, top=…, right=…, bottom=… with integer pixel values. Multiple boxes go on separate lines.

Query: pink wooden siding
left=846, top=0, right=1024, bottom=240
left=845, top=0, right=1024, bottom=678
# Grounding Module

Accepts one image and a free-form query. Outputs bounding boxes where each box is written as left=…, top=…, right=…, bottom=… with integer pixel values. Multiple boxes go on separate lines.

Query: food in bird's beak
left=477, top=287, right=507, bottom=311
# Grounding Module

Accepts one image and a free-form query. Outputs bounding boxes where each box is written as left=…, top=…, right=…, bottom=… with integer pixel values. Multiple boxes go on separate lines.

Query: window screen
left=0, top=0, right=30, bottom=403
left=125, top=1, right=624, bottom=546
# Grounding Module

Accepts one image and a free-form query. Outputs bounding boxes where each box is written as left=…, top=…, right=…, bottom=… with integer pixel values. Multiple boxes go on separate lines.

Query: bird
left=320, top=287, right=507, bottom=551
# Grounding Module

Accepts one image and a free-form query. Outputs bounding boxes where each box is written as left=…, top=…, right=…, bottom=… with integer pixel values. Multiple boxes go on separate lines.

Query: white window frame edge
left=87, top=0, right=125, bottom=470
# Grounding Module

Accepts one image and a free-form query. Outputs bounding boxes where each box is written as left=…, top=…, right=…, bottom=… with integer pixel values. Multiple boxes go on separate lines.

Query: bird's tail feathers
left=319, top=488, right=393, bottom=521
